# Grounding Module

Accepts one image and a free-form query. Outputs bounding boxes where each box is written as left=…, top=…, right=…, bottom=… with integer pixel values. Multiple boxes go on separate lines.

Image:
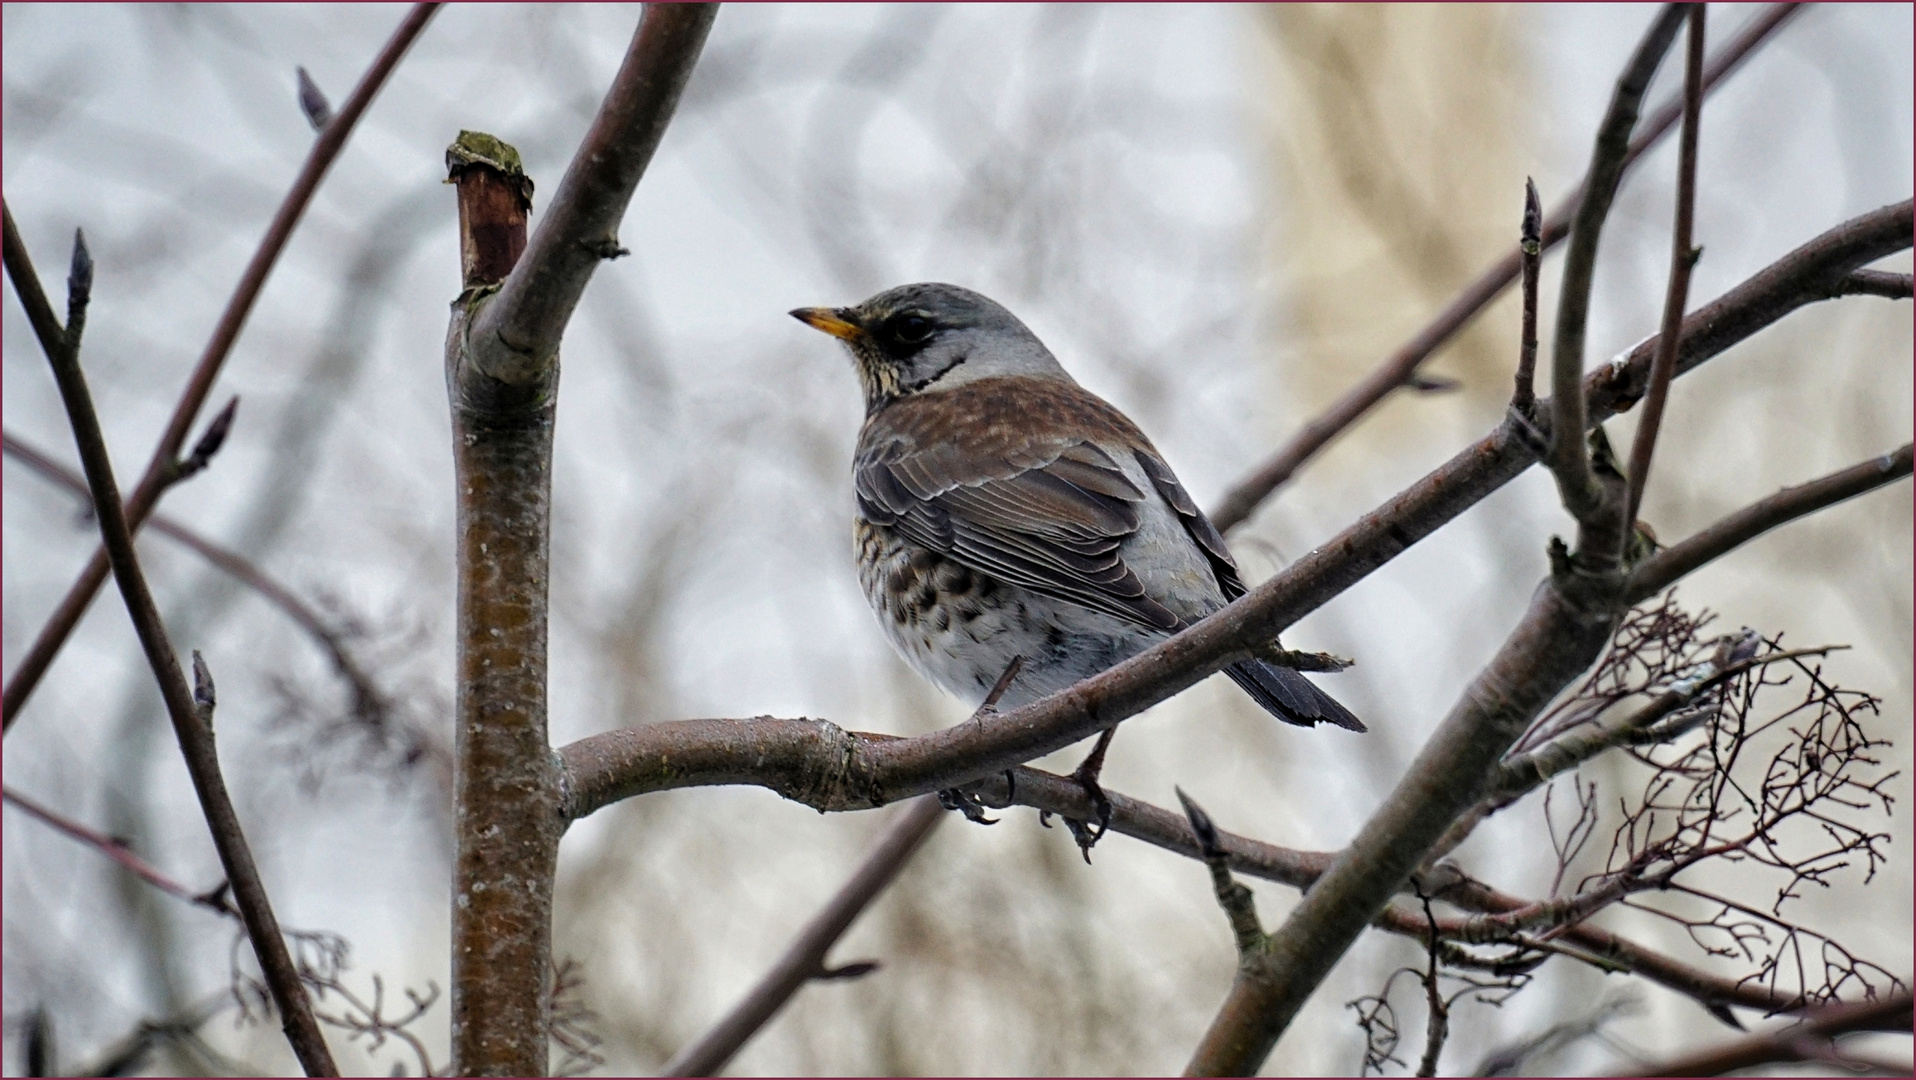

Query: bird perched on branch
left=794, top=283, right=1362, bottom=846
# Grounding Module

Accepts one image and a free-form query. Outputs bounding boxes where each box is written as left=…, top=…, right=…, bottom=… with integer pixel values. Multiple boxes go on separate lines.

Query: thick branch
left=560, top=202, right=1913, bottom=822
left=1186, top=568, right=1623, bottom=1075
left=1627, top=444, right=1914, bottom=602
left=661, top=796, right=944, bottom=1077
left=1547, top=5, right=1687, bottom=521
left=27, top=227, right=335, bottom=1075
left=463, top=4, right=716, bottom=386
left=1207, top=3, right=1798, bottom=532
left=446, top=142, right=560, bottom=1075
left=1, top=3, right=438, bottom=731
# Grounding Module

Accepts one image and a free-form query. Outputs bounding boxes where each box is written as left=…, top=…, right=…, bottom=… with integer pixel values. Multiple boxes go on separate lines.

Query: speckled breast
left=854, top=516, right=1026, bottom=702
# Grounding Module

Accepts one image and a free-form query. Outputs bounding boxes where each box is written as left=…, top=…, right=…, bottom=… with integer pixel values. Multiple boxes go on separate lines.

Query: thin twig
left=1, top=430, right=391, bottom=716
left=1512, top=179, right=1543, bottom=412
left=1625, top=5, right=1707, bottom=528
left=1207, top=2, right=1800, bottom=532
left=25, top=225, right=336, bottom=1076
left=661, top=796, right=945, bottom=1077
left=1415, top=892, right=1448, bottom=1078
left=1, top=2, right=439, bottom=732
left=1627, top=444, right=1913, bottom=602
left=3, top=786, right=237, bottom=918
left=1547, top=5, right=1689, bottom=521
left=1620, top=992, right=1912, bottom=1077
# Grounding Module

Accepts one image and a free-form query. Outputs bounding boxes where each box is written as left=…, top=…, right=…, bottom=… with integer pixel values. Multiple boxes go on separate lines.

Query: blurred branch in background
left=0, top=3, right=438, bottom=731
left=3, top=786, right=238, bottom=920
left=661, top=796, right=942, bottom=1077
left=1212, top=2, right=1798, bottom=532
left=1622, top=992, right=1914, bottom=1077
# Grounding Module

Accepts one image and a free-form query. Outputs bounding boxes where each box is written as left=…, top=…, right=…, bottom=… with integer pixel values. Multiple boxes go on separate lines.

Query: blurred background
left=3, top=3, right=1909, bottom=1075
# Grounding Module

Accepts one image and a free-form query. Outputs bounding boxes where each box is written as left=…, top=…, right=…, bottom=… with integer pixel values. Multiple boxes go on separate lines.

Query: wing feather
left=855, top=432, right=1179, bottom=630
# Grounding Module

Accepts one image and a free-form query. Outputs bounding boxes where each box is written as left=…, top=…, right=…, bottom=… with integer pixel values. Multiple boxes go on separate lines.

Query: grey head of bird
left=791, top=282, right=1075, bottom=412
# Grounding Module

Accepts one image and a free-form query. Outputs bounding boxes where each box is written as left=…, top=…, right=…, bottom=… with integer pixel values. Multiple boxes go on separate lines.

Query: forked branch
left=1546, top=4, right=1687, bottom=520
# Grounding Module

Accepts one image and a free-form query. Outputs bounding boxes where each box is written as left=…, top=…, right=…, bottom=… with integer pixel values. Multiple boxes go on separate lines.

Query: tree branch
left=3, top=786, right=237, bottom=919
left=1844, top=268, right=1913, bottom=299
left=446, top=13, right=713, bottom=1072
left=1, top=430, right=393, bottom=720
left=462, top=4, right=717, bottom=387
left=1622, top=992, right=1912, bottom=1076
left=1512, top=178, right=1543, bottom=412
left=660, top=796, right=944, bottom=1077
left=1177, top=789, right=1269, bottom=957
left=1207, top=2, right=1798, bottom=532
left=25, top=226, right=336, bottom=1075
left=445, top=137, right=558, bottom=1076
left=1624, top=4, right=1706, bottom=528
left=1, top=2, right=439, bottom=731
left=1546, top=5, right=1688, bottom=522
left=1627, top=444, right=1914, bottom=602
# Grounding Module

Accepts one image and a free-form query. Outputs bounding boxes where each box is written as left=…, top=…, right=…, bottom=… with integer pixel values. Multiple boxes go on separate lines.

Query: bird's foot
left=1039, top=727, right=1115, bottom=862
left=937, top=786, right=998, bottom=825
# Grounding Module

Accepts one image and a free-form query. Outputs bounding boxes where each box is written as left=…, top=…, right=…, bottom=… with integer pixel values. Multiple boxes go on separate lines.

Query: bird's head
left=792, top=282, right=1071, bottom=412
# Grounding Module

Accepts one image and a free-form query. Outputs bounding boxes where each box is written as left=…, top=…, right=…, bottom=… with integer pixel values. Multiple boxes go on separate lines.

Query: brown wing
left=857, top=438, right=1182, bottom=631
left=854, top=378, right=1184, bottom=631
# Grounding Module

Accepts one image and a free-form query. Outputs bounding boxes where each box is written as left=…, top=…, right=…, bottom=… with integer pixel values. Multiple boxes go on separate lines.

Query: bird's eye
left=892, top=314, right=933, bottom=344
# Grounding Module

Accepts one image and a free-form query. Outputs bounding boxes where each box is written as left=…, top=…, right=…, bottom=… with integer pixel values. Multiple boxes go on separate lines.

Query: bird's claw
left=1046, top=727, right=1118, bottom=861
left=1061, top=773, right=1113, bottom=863
left=938, top=786, right=998, bottom=825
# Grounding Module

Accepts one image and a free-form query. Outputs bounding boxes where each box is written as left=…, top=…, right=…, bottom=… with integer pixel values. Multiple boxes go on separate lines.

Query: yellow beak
left=790, top=306, right=864, bottom=341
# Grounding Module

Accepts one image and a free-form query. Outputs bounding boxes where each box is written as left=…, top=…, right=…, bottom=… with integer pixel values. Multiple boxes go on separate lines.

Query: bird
left=792, top=283, right=1362, bottom=843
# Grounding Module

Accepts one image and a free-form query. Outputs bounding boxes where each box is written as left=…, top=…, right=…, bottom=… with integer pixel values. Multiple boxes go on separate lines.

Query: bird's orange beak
left=790, top=306, right=864, bottom=341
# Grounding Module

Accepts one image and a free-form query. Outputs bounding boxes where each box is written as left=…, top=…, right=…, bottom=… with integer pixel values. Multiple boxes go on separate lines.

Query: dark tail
left=1225, top=659, right=1365, bottom=732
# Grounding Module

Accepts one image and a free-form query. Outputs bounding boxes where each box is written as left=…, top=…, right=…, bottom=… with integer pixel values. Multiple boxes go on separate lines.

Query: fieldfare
left=794, top=283, right=1363, bottom=843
